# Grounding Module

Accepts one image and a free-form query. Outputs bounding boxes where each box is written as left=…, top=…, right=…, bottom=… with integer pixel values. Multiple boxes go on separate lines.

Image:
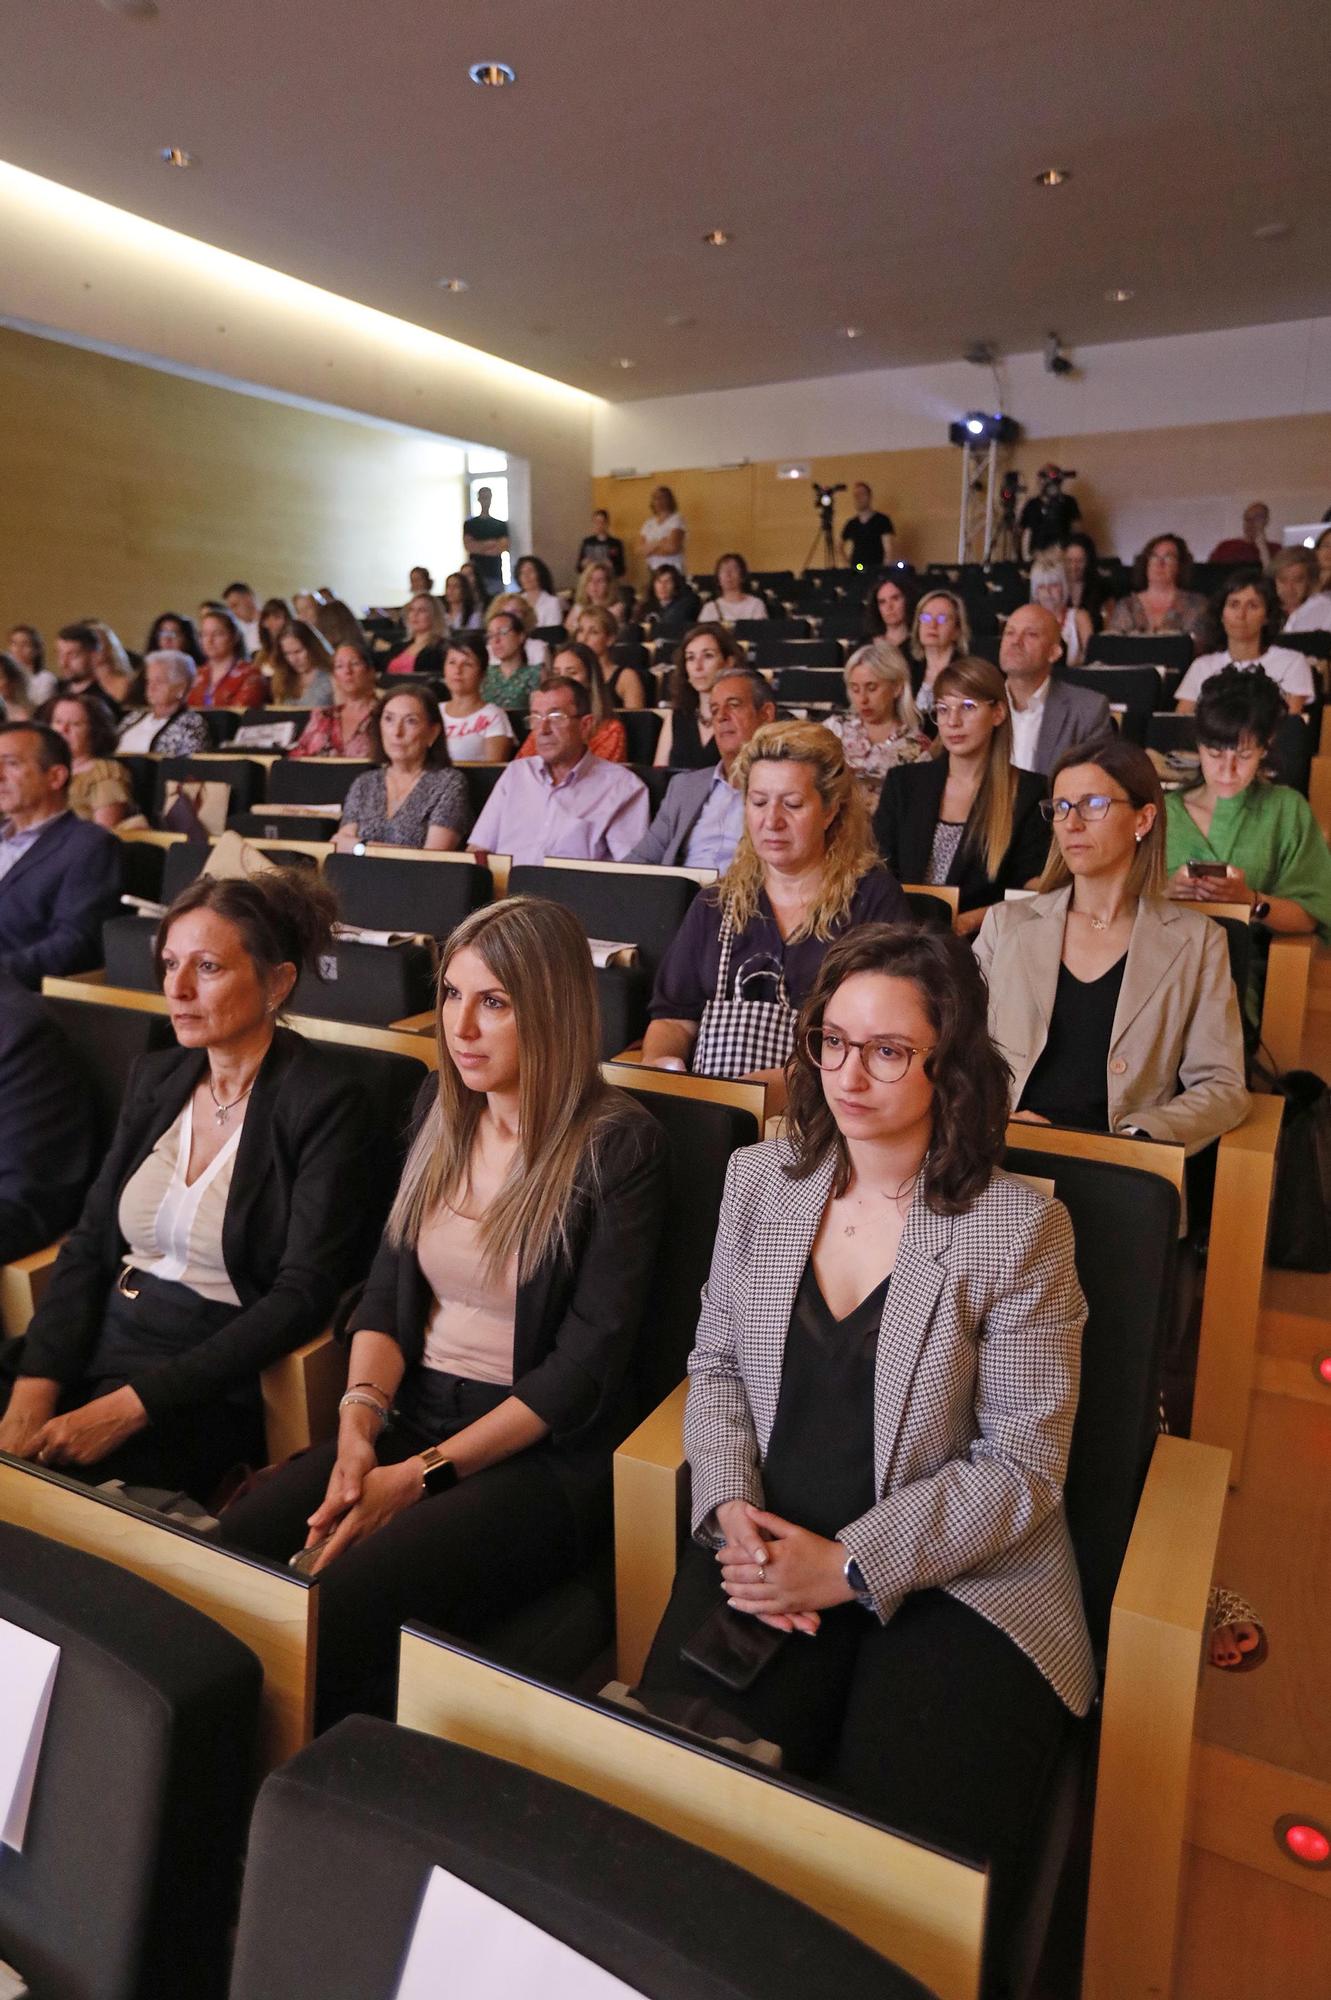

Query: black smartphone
left=679, top=1603, right=789, bottom=1692
left=1186, top=860, right=1230, bottom=880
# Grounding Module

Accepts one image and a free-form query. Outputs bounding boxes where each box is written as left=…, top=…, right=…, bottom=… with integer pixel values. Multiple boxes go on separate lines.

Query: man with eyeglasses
left=630, top=664, right=776, bottom=869
left=998, top=604, right=1111, bottom=776
left=467, top=677, right=649, bottom=867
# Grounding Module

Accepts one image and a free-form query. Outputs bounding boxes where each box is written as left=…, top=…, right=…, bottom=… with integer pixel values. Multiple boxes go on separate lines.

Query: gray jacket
left=629, top=765, right=722, bottom=867
left=1031, top=678, right=1114, bottom=776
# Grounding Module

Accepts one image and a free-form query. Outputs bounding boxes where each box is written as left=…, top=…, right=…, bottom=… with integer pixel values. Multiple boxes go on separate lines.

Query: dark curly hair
left=1129, top=532, right=1194, bottom=593
left=1191, top=664, right=1284, bottom=761
left=1200, top=565, right=1279, bottom=657
left=153, top=866, right=337, bottom=994
left=39, top=688, right=119, bottom=758
left=783, top=923, right=1011, bottom=1215
left=864, top=566, right=918, bottom=637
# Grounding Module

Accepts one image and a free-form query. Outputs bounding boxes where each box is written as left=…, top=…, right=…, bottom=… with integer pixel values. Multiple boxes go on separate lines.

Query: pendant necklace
left=208, top=1077, right=255, bottom=1128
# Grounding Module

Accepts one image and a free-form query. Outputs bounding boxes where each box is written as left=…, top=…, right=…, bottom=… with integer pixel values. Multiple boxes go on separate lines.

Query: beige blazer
left=973, top=886, right=1249, bottom=1154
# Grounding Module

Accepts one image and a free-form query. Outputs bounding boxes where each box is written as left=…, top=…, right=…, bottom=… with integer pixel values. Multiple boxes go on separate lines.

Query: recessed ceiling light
left=1253, top=220, right=1290, bottom=241
left=159, top=147, right=196, bottom=168
left=613, top=357, right=636, bottom=370
left=100, top=0, right=159, bottom=17
left=841, top=325, right=864, bottom=339
left=468, top=60, right=516, bottom=87
left=664, top=312, right=696, bottom=329
left=435, top=277, right=469, bottom=292
left=1104, top=287, right=1135, bottom=303
left=702, top=228, right=732, bottom=247
left=1033, top=167, right=1071, bottom=187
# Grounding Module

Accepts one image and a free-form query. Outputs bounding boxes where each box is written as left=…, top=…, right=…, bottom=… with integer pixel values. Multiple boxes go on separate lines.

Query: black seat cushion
left=265, top=759, right=372, bottom=807
left=291, top=941, right=435, bottom=1025
left=323, top=852, right=488, bottom=939
left=510, top=863, right=699, bottom=984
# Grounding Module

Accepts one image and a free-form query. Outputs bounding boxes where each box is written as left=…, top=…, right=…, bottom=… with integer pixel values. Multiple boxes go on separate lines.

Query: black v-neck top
left=762, top=1258, right=886, bottom=1537
left=1018, top=952, right=1127, bottom=1132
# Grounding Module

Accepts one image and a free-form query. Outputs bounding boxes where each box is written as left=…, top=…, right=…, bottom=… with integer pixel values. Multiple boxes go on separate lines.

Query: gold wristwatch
left=419, top=1445, right=458, bottom=1497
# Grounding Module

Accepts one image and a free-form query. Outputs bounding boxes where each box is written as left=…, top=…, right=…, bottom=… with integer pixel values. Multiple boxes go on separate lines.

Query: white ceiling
left=1, top=0, right=1327, bottom=402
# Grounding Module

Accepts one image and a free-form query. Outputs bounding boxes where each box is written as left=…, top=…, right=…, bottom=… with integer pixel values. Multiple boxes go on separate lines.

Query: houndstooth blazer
left=684, top=1139, right=1098, bottom=1715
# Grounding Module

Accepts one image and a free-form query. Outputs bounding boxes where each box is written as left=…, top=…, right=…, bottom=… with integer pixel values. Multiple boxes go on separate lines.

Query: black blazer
left=0, top=811, right=123, bottom=989
left=873, top=758, right=1050, bottom=912
left=0, top=975, right=97, bottom=1262
left=349, top=1087, right=670, bottom=1539
left=20, top=1029, right=383, bottom=1421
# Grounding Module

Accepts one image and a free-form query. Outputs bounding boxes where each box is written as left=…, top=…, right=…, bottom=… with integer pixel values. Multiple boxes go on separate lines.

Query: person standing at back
left=840, top=483, right=896, bottom=573
left=463, top=487, right=510, bottom=600
left=577, top=509, right=626, bottom=577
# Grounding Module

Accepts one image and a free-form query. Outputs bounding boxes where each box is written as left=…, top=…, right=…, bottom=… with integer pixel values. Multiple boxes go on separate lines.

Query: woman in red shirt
left=188, top=609, right=265, bottom=709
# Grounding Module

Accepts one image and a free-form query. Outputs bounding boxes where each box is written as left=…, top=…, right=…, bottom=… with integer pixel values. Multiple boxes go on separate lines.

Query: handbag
left=1264, top=1068, right=1331, bottom=1271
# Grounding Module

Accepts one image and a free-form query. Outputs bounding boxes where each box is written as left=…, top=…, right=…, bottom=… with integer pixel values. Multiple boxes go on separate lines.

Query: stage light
left=948, top=412, right=1019, bottom=447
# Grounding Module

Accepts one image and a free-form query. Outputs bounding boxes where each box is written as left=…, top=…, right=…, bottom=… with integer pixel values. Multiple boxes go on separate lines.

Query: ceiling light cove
left=613, top=357, right=636, bottom=370
left=468, top=61, right=516, bottom=87
left=1033, top=167, right=1071, bottom=187
left=100, top=0, right=159, bottom=17
left=436, top=277, right=469, bottom=292
left=1104, top=287, right=1134, bottom=303
left=160, top=147, right=196, bottom=168
left=841, top=325, right=863, bottom=339
left=701, top=228, right=732, bottom=247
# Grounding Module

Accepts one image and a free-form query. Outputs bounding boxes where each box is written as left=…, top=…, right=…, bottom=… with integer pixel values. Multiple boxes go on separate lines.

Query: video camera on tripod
left=813, top=481, right=846, bottom=516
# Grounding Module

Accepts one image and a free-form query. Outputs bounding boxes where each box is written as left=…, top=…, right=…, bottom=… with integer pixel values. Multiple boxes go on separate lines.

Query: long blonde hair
left=934, top=657, right=1018, bottom=882
left=720, top=720, right=879, bottom=939
left=386, top=899, right=614, bottom=1279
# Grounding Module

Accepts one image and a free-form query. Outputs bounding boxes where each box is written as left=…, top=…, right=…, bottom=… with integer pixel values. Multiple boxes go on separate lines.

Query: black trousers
left=220, top=1379, right=581, bottom=1731
left=642, top=1542, right=1074, bottom=1997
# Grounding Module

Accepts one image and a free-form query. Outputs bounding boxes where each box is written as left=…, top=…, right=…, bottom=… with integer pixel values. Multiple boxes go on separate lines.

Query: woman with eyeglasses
left=974, top=735, right=1248, bottom=1147
left=908, top=589, right=971, bottom=713
left=1165, top=667, right=1331, bottom=947
left=637, top=922, right=1095, bottom=1981
left=873, top=657, right=1049, bottom=936
left=644, top=721, right=908, bottom=1112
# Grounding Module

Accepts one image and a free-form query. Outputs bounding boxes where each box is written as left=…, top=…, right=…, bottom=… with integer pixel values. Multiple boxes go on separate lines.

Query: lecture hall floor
left=1174, top=948, right=1331, bottom=1997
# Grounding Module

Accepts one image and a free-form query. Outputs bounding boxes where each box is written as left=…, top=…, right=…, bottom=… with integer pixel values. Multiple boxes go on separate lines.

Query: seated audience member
left=0, top=870, right=381, bottom=1501
left=1315, top=526, right=1331, bottom=593
left=488, top=592, right=547, bottom=666
left=334, top=686, right=469, bottom=854
left=0, top=721, right=122, bottom=986
left=1272, top=546, right=1331, bottom=635
left=514, top=555, right=564, bottom=631
left=469, top=679, right=649, bottom=866
left=482, top=605, right=543, bottom=708
left=316, top=599, right=370, bottom=657
left=440, top=635, right=516, bottom=765
left=220, top=896, right=669, bottom=1725
left=631, top=664, right=776, bottom=870
left=0, top=654, right=34, bottom=720
left=117, top=651, right=213, bottom=755
left=513, top=644, right=626, bottom=762
left=577, top=507, right=626, bottom=576
left=144, top=611, right=203, bottom=665
left=654, top=626, right=744, bottom=770
left=867, top=570, right=915, bottom=652
left=874, top=658, right=1048, bottom=935
left=571, top=557, right=628, bottom=624
left=638, top=485, right=687, bottom=576
left=1106, top=533, right=1208, bottom=646
left=1062, top=531, right=1107, bottom=629
left=53, top=623, right=104, bottom=700
left=699, top=554, right=769, bottom=624
left=975, top=736, right=1248, bottom=1146
left=8, top=625, right=56, bottom=706
left=1174, top=569, right=1314, bottom=715
left=1029, top=554, right=1093, bottom=667
left=441, top=570, right=481, bottom=634
left=250, top=596, right=294, bottom=684
left=289, top=644, right=380, bottom=761
left=292, top=589, right=322, bottom=625
left=998, top=604, right=1112, bottom=775
left=580, top=605, right=647, bottom=709
left=909, top=588, right=970, bottom=713
left=88, top=622, right=137, bottom=708
left=407, top=565, right=434, bottom=598
left=272, top=620, right=335, bottom=707
left=0, top=969, right=95, bottom=1262
left=42, top=691, right=136, bottom=829
left=644, top=564, right=702, bottom=642
left=638, top=922, right=1095, bottom=1975
left=644, top=721, right=908, bottom=1109
left=1208, top=502, right=1278, bottom=568
left=1166, top=668, right=1331, bottom=946
left=223, top=581, right=263, bottom=654
left=824, top=644, right=930, bottom=809
left=459, top=561, right=488, bottom=614
left=839, top=480, right=897, bottom=569
left=388, top=592, right=449, bottom=677
left=190, top=609, right=264, bottom=709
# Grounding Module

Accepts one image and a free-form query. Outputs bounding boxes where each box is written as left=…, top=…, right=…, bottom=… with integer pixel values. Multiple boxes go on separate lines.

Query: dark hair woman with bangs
left=637, top=921, right=1095, bottom=1984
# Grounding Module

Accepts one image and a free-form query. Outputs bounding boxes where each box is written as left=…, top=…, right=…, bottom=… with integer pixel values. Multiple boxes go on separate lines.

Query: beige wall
left=594, top=411, right=1331, bottom=588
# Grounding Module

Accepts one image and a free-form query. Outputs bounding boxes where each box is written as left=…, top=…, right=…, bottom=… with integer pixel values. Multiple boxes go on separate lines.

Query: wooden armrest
left=1192, top=1092, right=1282, bottom=1482
left=613, top=1380, right=688, bottom=1684
left=1083, top=1433, right=1230, bottom=2000
left=0, top=1239, right=63, bottom=1339
left=1259, top=932, right=1314, bottom=1077
left=260, top=1330, right=347, bottom=1464
left=388, top=1010, right=437, bottom=1034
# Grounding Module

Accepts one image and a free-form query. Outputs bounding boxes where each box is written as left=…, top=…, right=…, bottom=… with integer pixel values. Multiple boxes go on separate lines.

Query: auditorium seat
left=154, top=753, right=270, bottom=819
left=0, top=1519, right=262, bottom=2000
left=617, top=707, right=663, bottom=761
left=266, top=757, right=372, bottom=807
left=1087, top=633, right=1194, bottom=676
left=230, top=1716, right=936, bottom=2000
left=750, top=635, right=843, bottom=669
left=509, top=859, right=709, bottom=982
left=773, top=665, right=845, bottom=707
left=324, top=848, right=491, bottom=938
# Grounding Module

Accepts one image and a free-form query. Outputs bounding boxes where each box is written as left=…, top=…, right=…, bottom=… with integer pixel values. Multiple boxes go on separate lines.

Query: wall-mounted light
left=1274, top=1816, right=1331, bottom=1869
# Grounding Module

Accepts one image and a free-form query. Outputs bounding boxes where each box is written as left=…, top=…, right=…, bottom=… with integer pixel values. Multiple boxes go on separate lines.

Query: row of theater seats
left=0, top=980, right=1241, bottom=1999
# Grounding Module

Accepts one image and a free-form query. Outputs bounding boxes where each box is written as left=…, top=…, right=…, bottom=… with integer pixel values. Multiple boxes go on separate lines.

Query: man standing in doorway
left=463, top=487, right=510, bottom=600
left=840, top=482, right=896, bottom=572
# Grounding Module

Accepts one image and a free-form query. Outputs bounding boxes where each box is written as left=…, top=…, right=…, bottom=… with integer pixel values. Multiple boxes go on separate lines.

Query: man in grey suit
left=630, top=664, right=775, bottom=869
left=999, top=604, right=1113, bottom=776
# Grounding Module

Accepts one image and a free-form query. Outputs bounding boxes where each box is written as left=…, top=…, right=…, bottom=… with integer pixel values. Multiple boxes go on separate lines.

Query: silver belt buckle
left=116, top=1265, right=141, bottom=1300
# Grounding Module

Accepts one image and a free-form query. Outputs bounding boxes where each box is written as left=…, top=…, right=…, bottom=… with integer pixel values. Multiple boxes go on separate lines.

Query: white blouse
left=117, top=1097, right=244, bottom=1305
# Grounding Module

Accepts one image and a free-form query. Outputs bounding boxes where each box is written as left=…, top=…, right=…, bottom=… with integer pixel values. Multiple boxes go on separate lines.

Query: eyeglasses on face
left=1038, top=793, right=1135, bottom=824
left=933, top=698, right=994, bottom=722
left=804, top=1026, right=934, bottom=1084
left=918, top=611, right=954, bottom=628
left=525, top=708, right=578, bottom=728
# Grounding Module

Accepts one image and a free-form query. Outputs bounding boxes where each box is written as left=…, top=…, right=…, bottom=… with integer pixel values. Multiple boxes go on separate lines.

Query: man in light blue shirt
left=630, top=664, right=776, bottom=870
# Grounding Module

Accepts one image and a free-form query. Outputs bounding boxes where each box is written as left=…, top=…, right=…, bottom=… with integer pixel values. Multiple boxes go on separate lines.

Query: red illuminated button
left=1275, top=1816, right=1331, bottom=1869
left=1316, top=1353, right=1331, bottom=1387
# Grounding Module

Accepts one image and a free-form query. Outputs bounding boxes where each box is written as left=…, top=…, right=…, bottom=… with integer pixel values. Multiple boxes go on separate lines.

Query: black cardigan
left=873, top=758, right=1050, bottom=912
left=21, top=1028, right=382, bottom=1421
left=349, top=1087, right=670, bottom=1538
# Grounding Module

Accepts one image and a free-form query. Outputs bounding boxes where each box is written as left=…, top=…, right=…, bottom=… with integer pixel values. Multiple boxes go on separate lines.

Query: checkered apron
left=692, top=905, right=797, bottom=1079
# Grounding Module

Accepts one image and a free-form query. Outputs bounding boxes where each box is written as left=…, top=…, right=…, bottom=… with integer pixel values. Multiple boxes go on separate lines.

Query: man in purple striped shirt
left=468, top=678, right=649, bottom=868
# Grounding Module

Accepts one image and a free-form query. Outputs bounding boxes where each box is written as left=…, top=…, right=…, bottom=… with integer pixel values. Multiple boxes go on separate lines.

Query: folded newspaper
left=331, top=922, right=421, bottom=947
left=588, top=939, right=639, bottom=968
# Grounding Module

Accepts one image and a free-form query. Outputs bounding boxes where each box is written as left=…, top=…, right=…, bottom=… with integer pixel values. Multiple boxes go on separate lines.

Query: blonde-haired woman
left=388, top=592, right=449, bottom=677
left=644, top=721, right=909, bottom=1109
left=824, top=643, right=931, bottom=810
left=89, top=622, right=137, bottom=707
left=221, top=896, right=670, bottom=1727
left=1029, top=554, right=1093, bottom=667
left=874, top=656, right=1049, bottom=936
left=910, top=588, right=972, bottom=713
left=569, top=558, right=626, bottom=627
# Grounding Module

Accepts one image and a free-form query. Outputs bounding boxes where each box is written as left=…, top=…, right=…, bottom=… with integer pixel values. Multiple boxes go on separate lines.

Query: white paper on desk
left=588, top=938, right=639, bottom=969
left=0, top=1618, right=60, bottom=1852
left=394, top=1863, right=647, bottom=2000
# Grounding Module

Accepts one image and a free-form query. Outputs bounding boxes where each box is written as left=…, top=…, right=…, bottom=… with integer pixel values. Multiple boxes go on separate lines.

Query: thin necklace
left=208, top=1075, right=256, bottom=1128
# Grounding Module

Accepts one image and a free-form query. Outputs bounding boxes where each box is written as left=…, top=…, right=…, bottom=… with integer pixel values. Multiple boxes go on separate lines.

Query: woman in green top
left=1166, top=667, right=1331, bottom=941
left=481, top=606, right=543, bottom=710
